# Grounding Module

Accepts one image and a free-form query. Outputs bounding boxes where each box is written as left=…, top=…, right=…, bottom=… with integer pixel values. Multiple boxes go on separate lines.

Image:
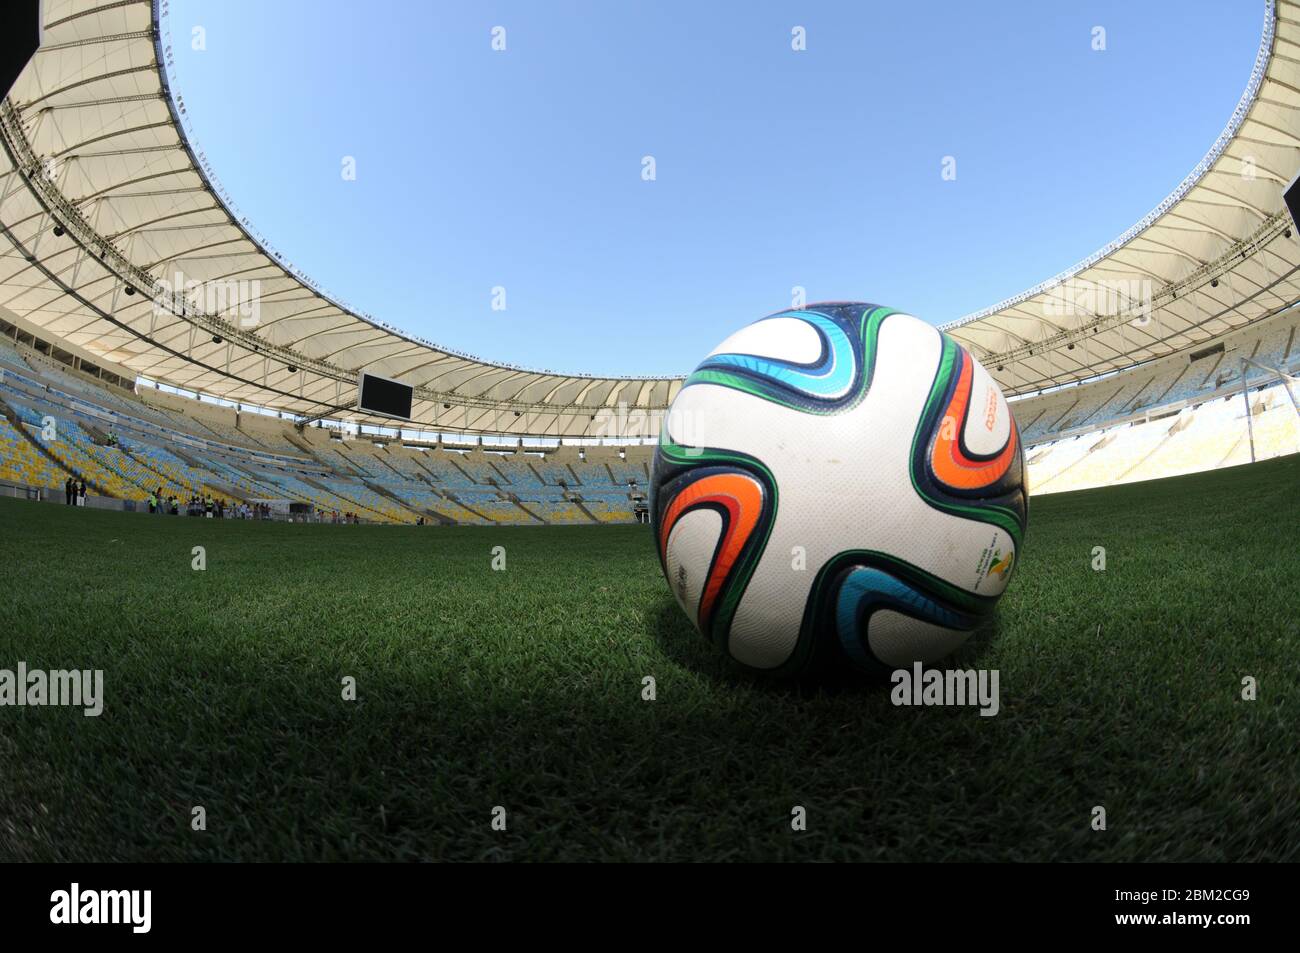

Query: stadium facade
left=0, top=0, right=1297, bottom=522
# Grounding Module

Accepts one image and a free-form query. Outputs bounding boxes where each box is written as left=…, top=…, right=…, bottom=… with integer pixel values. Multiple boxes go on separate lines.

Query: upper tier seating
left=1025, top=381, right=1299, bottom=495
left=1015, top=314, right=1298, bottom=445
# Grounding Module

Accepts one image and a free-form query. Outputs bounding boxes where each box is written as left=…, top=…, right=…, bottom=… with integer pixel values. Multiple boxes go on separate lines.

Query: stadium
left=0, top=0, right=1297, bottom=865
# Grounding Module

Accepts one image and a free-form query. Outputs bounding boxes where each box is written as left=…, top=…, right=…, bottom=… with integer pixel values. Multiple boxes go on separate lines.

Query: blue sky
left=164, top=0, right=1263, bottom=377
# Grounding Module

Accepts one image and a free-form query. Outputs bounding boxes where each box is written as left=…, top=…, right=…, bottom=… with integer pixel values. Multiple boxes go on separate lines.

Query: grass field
left=0, top=454, right=1297, bottom=862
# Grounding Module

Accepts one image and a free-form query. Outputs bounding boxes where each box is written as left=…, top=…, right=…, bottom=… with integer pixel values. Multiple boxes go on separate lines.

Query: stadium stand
left=0, top=334, right=650, bottom=521
left=1016, top=314, right=1298, bottom=444
left=2, top=308, right=1297, bottom=515
left=1025, top=378, right=1299, bottom=494
left=1016, top=309, right=1300, bottom=493
left=0, top=416, right=64, bottom=491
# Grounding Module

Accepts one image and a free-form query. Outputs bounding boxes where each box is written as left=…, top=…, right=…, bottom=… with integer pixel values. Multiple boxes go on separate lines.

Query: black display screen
left=0, top=2, right=40, bottom=99
left=1286, top=169, right=1300, bottom=233
left=357, top=373, right=413, bottom=420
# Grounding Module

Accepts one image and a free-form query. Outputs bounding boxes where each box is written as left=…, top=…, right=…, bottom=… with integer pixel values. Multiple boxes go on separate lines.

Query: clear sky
left=164, top=0, right=1263, bottom=377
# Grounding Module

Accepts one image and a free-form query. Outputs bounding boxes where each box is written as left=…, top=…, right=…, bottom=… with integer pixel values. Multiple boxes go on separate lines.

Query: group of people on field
left=317, top=509, right=361, bottom=524
left=145, top=486, right=268, bottom=520
left=60, top=480, right=357, bottom=523
left=63, top=477, right=86, bottom=506
left=147, top=486, right=205, bottom=517
left=58, top=478, right=276, bottom=519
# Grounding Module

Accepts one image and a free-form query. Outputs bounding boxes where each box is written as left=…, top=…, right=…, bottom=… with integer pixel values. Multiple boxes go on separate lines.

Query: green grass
left=0, top=455, right=1297, bottom=861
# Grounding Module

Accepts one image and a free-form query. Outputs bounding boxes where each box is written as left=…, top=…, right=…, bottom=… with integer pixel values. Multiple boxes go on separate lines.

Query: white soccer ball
left=650, top=303, right=1027, bottom=677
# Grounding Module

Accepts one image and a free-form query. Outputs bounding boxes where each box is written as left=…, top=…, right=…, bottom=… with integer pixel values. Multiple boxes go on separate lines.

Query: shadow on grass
left=645, top=592, right=1003, bottom=696
left=0, top=610, right=1013, bottom=863
left=1, top=600, right=1287, bottom=864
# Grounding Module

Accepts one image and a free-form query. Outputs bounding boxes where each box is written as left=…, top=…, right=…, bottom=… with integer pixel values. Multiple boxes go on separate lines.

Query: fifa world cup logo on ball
left=650, top=302, right=1028, bottom=678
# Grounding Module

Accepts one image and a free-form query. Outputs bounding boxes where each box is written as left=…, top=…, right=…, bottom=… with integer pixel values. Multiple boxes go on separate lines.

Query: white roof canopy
left=944, top=0, right=1300, bottom=391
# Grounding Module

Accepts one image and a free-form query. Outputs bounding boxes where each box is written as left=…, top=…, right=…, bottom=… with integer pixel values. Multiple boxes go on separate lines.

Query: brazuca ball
left=650, top=303, right=1028, bottom=677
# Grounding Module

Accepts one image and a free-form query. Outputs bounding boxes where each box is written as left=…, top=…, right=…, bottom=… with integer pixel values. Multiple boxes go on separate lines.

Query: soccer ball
left=650, top=303, right=1027, bottom=677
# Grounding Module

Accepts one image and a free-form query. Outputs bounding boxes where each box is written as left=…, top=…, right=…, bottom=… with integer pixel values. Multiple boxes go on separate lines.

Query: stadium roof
left=0, top=0, right=1298, bottom=437
left=942, top=0, right=1300, bottom=394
